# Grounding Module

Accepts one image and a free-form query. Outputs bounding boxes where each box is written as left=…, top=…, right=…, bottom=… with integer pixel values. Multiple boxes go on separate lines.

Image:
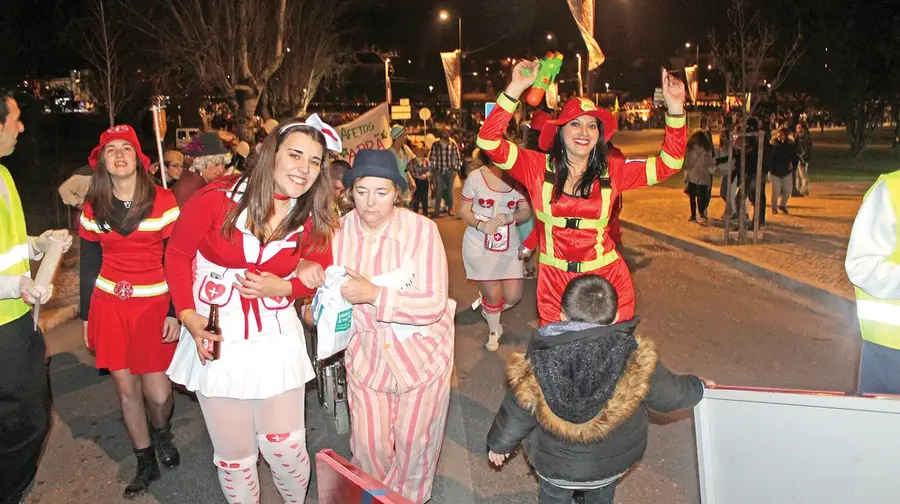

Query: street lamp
left=685, top=41, right=700, bottom=68
left=546, top=33, right=553, bottom=41
left=438, top=9, right=462, bottom=52
left=605, top=82, right=610, bottom=92
left=439, top=8, right=463, bottom=107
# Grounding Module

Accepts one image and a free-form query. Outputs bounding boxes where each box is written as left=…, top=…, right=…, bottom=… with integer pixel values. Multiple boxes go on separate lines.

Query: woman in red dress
left=79, top=125, right=181, bottom=498
left=477, top=62, right=687, bottom=325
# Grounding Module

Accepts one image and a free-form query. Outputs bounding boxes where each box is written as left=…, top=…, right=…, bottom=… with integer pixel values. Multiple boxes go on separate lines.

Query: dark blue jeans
left=433, top=170, right=455, bottom=215
left=858, top=340, right=900, bottom=395
left=538, top=478, right=617, bottom=504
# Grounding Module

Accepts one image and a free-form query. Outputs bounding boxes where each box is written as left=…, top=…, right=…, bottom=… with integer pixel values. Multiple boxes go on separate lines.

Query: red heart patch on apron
left=205, top=282, right=226, bottom=301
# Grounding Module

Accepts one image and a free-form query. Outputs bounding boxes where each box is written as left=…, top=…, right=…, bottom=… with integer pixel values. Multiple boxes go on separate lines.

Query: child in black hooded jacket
left=486, top=274, right=707, bottom=503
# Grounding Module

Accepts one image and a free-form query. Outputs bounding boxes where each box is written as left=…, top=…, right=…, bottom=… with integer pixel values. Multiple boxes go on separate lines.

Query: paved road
left=28, top=218, right=860, bottom=504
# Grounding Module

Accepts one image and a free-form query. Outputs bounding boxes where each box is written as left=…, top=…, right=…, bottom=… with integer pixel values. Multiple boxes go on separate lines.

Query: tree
left=784, top=0, right=900, bottom=156
left=73, top=0, right=133, bottom=126
left=708, top=0, right=803, bottom=243
left=708, top=0, right=803, bottom=123
left=265, top=0, right=355, bottom=118
left=122, top=0, right=286, bottom=139
left=124, top=0, right=352, bottom=138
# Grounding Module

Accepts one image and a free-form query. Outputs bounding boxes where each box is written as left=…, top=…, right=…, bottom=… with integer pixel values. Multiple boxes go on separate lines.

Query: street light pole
left=440, top=9, right=464, bottom=108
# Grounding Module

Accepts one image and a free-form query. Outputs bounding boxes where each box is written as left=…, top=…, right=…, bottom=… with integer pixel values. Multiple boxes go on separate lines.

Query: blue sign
left=485, top=102, right=496, bottom=117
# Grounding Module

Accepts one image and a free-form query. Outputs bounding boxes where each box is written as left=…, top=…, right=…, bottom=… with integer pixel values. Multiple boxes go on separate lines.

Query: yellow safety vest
left=854, top=170, right=900, bottom=350
left=0, top=165, right=31, bottom=325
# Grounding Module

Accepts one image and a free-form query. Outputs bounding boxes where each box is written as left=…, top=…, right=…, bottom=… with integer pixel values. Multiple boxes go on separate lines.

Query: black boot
left=151, top=424, right=181, bottom=468
left=123, top=447, right=161, bottom=499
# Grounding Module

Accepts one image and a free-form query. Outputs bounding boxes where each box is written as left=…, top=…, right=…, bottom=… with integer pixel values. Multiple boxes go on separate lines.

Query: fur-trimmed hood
left=506, top=320, right=659, bottom=444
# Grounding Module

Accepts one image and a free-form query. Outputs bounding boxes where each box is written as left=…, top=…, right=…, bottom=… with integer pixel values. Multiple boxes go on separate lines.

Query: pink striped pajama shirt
left=333, top=208, right=456, bottom=503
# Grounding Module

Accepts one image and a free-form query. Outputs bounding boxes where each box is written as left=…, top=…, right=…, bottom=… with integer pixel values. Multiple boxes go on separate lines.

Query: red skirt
left=87, top=290, right=175, bottom=374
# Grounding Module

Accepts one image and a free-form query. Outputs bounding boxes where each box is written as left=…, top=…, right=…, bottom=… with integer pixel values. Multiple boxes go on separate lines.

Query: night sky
left=3, top=0, right=728, bottom=85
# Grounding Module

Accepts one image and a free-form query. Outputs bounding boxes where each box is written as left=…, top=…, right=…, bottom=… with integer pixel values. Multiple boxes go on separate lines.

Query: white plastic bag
left=311, top=265, right=354, bottom=360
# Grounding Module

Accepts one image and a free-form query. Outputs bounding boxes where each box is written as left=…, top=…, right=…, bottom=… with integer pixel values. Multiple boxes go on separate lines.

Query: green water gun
left=524, top=52, right=564, bottom=106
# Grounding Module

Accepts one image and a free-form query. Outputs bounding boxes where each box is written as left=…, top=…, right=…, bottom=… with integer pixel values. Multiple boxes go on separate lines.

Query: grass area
left=807, top=128, right=899, bottom=182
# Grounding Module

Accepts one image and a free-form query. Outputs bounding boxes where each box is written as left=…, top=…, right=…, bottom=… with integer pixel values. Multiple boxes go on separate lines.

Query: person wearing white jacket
left=845, top=170, right=900, bottom=394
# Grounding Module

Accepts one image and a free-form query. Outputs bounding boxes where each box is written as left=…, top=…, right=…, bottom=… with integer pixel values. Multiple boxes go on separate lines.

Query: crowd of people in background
left=679, top=111, right=815, bottom=228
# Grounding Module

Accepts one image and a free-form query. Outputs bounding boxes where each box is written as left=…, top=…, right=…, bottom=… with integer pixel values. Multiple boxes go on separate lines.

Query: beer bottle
left=204, top=304, right=222, bottom=360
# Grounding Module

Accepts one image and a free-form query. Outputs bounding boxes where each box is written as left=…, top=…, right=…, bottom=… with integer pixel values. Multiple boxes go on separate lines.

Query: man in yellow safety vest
left=0, top=91, right=72, bottom=503
left=846, top=169, right=900, bottom=394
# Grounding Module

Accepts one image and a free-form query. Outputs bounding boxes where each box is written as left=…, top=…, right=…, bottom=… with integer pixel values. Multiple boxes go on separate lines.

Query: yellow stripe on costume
left=645, top=157, right=659, bottom=186
left=476, top=137, right=501, bottom=151
left=138, top=207, right=181, bottom=232
left=95, top=276, right=169, bottom=297
left=665, top=115, right=686, bottom=128
left=496, top=143, right=519, bottom=170
left=659, top=150, right=684, bottom=170
left=497, top=93, right=518, bottom=113
left=79, top=214, right=102, bottom=232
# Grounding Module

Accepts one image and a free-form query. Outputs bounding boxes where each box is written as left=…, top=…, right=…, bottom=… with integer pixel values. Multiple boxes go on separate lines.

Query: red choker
left=274, top=192, right=291, bottom=201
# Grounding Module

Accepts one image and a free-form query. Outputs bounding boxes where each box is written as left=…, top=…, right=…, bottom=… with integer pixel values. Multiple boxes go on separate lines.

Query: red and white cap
left=537, top=98, right=617, bottom=152
left=88, top=124, right=152, bottom=170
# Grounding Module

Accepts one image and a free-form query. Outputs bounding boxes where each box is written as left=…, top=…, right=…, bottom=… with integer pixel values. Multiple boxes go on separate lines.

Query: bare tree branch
left=71, top=0, right=134, bottom=126
left=709, top=0, right=803, bottom=121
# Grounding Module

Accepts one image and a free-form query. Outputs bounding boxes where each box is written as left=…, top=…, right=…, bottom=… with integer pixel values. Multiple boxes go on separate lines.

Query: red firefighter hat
left=88, top=124, right=152, bottom=170
left=538, top=97, right=618, bottom=152
left=529, top=110, right=552, bottom=132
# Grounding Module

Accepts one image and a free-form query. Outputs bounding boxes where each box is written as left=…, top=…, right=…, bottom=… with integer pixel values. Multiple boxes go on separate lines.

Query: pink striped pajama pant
left=347, top=363, right=452, bottom=504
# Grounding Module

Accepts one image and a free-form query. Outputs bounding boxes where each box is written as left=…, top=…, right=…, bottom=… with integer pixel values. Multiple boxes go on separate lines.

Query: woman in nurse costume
left=459, top=149, right=532, bottom=351
left=164, top=115, right=341, bottom=504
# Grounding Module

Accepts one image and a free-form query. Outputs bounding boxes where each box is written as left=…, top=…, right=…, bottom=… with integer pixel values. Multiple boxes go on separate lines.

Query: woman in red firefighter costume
left=478, top=61, right=687, bottom=325
left=164, top=115, right=341, bottom=504
left=79, top=125, right=182, bottom=498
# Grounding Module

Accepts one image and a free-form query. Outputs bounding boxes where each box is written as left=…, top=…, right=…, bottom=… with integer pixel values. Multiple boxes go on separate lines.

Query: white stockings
left=198, top=388, right=310, bottom=504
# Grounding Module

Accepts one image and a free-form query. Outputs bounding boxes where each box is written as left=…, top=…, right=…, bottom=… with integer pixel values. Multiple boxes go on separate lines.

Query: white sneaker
left=471, top=296, right=483, bottom=310
left=485, top=325, right=503, bottom=351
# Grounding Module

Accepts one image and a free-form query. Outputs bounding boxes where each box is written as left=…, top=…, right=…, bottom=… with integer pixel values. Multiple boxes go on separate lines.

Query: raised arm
left=613, top=69, right=687, bottom=192
left=476, top=60, right=547, bottom=184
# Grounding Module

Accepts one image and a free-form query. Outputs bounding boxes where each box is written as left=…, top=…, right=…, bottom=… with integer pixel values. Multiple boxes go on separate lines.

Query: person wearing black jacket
left=486, top=275, right=706, bottom=504
left=769, top=128, right=797, bottom=214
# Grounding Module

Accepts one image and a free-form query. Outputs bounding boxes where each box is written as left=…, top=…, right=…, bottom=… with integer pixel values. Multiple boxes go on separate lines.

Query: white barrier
left=695, top=386, right=900, bottom=504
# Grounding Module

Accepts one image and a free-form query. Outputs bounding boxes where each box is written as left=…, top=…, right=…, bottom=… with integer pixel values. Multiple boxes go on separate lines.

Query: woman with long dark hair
left=477, top=62, right=687, bottom=325
left=79, top=125, right=182, bottom=498
left=164, top=115, right=340, bottom=504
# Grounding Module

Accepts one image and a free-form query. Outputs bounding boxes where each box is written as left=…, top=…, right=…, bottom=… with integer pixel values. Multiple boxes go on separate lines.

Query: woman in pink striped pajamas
left=330, top=149, right=456, bottom=503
